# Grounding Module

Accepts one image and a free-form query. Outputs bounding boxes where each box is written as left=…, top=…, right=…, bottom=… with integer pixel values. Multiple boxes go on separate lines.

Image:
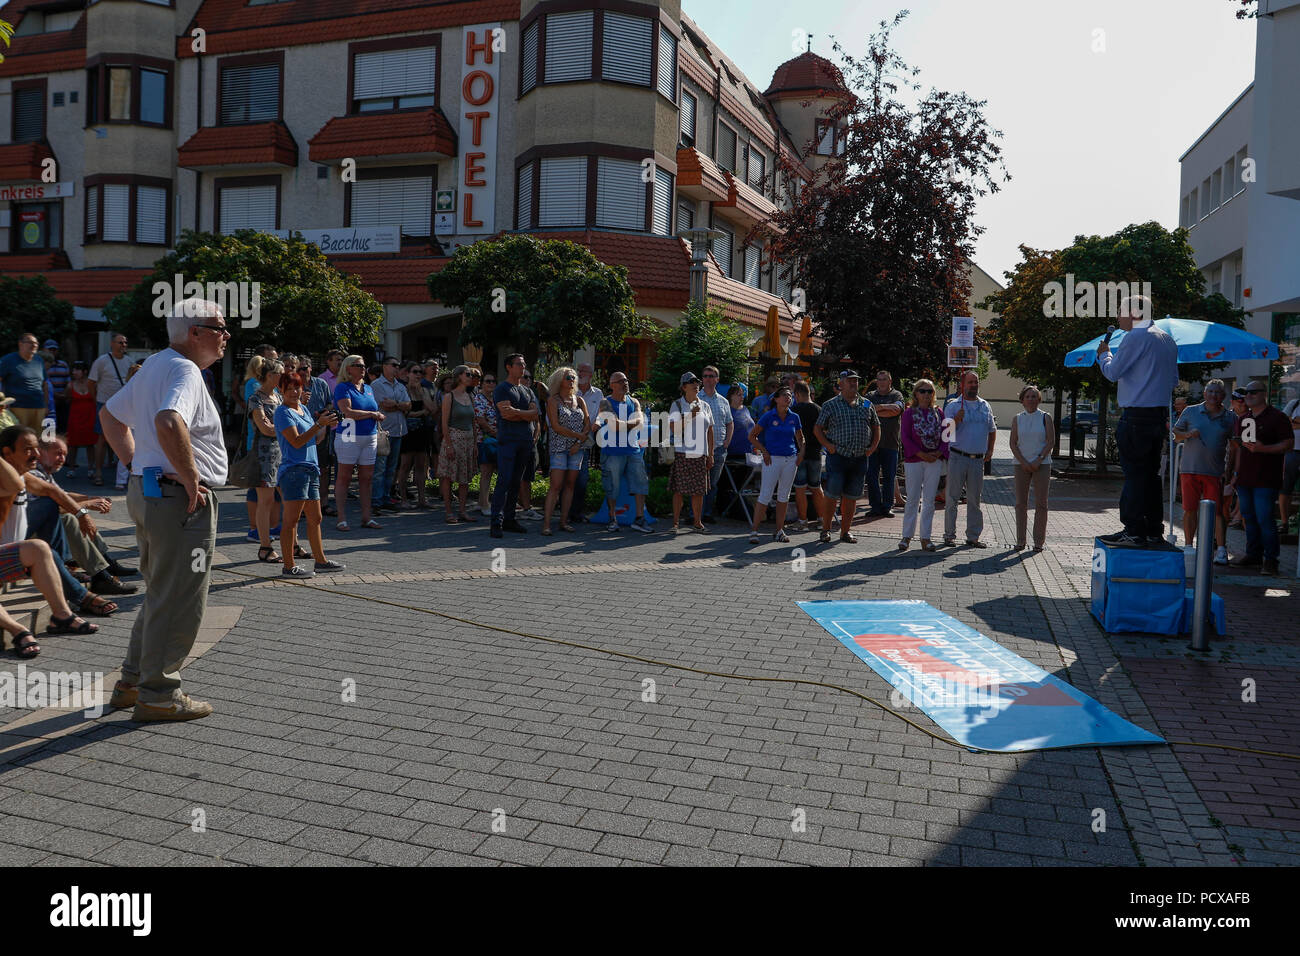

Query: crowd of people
left=0, top=291, right=1296, bottom=721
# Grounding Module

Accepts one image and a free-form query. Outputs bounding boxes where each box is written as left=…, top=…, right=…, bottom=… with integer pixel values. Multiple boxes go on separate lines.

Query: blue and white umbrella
left=1064, top=317, right=1278, bottom=368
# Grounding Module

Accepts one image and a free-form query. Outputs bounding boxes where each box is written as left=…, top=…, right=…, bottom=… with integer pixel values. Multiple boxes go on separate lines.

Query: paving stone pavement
left=0, top=437, right=1295, bottom=866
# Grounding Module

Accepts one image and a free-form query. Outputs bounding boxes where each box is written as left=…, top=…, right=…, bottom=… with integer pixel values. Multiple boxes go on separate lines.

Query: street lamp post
left=678, top=227, right=725, bottom=307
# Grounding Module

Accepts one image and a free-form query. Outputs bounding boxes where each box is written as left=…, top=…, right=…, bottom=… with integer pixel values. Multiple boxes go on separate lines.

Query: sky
left=683, top=0, right=1258, bottom=285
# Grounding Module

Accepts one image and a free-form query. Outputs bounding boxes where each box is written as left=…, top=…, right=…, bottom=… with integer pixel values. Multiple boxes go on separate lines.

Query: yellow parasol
left=462, top=343, right=484, bottom=365
left=763, top=304, right=781, bottom=358
left=797, top=313, right=813, bottom=368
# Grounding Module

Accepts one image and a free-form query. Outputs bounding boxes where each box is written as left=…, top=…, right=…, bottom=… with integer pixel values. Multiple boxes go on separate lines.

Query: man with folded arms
left=100, top=299, right=229, bottom=722
left=1226, top=381, right=1294, bottom=576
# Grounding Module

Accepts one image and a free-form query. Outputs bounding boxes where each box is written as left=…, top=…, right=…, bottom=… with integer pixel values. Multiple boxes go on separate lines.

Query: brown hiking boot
left=132, top=694, right=213, bottom=723
left=108, top=681, right=138, bottom=709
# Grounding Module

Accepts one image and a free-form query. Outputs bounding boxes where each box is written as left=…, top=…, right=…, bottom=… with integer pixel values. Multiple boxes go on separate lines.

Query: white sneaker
left=630, top=517, right=652, bottom=534
left=521, top=508, right=543, bottom=520
left=1214, top=545, right=1228, bottom=565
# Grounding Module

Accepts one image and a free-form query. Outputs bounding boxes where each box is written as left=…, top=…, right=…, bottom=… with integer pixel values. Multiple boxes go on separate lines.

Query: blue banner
left=798, top=600, right=1164, bottom=752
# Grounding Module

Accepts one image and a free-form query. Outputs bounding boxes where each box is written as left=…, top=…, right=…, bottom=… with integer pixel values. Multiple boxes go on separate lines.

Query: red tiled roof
left=308, top=108, right=457, bottom=162
left=177, top=121, right=299, bottom=169
left=716, top=171, right=782, bottom=235
left=704, top=261, right=798, bottom=331
left=0, top=267, right=151, bottom=308
left=177, top=0, right=518, bottom=57
left=525, top=231, right=692, bottom=311
left=0, top=8, right=86, bottom=78
left=329, top=253, right=448, bottom=303
left=675, top=147, right=729, bottom=202
left=0, top=142, right=54, bottom=182
left=764, top=51, right=849, bottom=97
left=0, top=250, right=70, bottom=272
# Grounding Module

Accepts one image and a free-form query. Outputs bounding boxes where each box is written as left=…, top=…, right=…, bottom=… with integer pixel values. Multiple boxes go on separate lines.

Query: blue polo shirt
left=333, top=381, right=378, bottom=437
left=0, top=352, right=46, bottom=409
left=757, top=408, right=801, bottom=457
left=1174, top=403, right=1237, bottom=476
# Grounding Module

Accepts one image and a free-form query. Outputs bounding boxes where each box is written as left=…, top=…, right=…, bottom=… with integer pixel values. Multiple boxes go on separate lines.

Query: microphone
left=1103, top=325, right=1116, bottom=346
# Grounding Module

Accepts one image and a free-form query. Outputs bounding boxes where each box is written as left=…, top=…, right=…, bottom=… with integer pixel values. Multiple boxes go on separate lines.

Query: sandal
left=80, top=594, right=117, bottom=616
left=10, top=630, right=40, bottom=658
left=362, top=519, right=382, bottom=529
left=292, top=544, right=310, bottom=559
left=336, top=521, right=351, bottom=532
left=257, top=545, right=281, bottom=563
left=446, top=514, right=461, bottom=524
left=541, top=526, right=553, bottom=536
left=559, top=523, right=575, bottom=533
left=460, top=512, right=478, bottom=522
left=46, top=614, right=98, bottom=635
left=90, top=475, right=104, bottom=487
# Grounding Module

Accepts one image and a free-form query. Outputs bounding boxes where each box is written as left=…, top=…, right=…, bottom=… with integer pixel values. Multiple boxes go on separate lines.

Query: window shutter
left=679, top=90, right=696, bottom=146
left=220, top=64, right=280, bottom=124
left=601, top=12, right=652, bottom=85
left=351, top=177, right=432, bottom=236
left=86, top=186, right=99, bottom=237
left=777, top=266, right=792, bottom=302
left=544, top=11, right=594, bottom=83
left=538, top=156, right=587, bottom=227
left=521, top=21, right=539, bottom=94
left=713, top=225, right=732, bottom=276
left=220, top=184, right=277, bottom=234
left=136, top=186, right=167, bottom=244
left=677, top=199, right=694, bottom=231
left=13, top=88, right=44, bottom=142
left=595, top=157, right=646, bottom=230
left=652, top=169, right=672, bottom=235
left=354, top=46, right=436, bottom=101
left=517, top=161, right=534, bottom=229
left=657, top=26, right=676, bottom=99
left=748, top=147, right=765, bottom=189
left=718, top=125, right=736, bottom=173
left=745, top=244, right=760, bottom=287
left=102, top=185, right=130, bottom=241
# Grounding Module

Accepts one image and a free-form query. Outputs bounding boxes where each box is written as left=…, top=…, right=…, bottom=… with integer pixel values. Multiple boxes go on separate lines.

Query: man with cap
left=43, top=340, right=71, bottom=431
left=1097, top=294, right=1179, bottom=547
left=813, top=370, right=880, bottom=544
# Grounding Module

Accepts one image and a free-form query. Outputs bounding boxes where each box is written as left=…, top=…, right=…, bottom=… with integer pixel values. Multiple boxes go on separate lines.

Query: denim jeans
left=703, top=449, right=728, bottom=516
left=866, top=447, right=899, bottom=512
left=492, top=438, right=534, bottom=524
left=1236, top=484, right=1279, bottom=561
left=25, top=496, right=89, bottom=604
left=1117, top=409, right=1167, bottom=538
left=371, top=435, right=402, bottom=506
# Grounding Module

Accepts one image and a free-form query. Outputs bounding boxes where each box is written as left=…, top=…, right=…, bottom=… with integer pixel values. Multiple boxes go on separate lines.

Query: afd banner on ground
left=798, top=600, right=1164, bottom=753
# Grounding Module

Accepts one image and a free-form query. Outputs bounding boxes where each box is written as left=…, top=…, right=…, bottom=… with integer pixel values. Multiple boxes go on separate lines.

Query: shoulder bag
left=227, top=406, right=261, bottom=489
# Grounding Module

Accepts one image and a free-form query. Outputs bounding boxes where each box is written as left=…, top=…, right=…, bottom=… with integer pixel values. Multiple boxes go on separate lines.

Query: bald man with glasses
left=0, top=334, right=49, bottom=431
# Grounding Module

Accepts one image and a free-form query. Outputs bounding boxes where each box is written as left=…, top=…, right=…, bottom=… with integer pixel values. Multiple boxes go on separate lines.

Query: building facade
left=1178, top=0, right=1300, bottom=403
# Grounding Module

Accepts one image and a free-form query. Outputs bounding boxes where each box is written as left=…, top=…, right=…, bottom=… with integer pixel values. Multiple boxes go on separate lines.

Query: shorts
left=245, top=487, right=283, bottom=503
left=278, top=464, right=320, bottom=501
left=824, top=452, right=869, bottom=500
left=758, top=454, right=799, bottom=503
left=1283, top=450, right=1300, bottom=495
left=601, top=452, right=650, bottom=497
left=335, top=431, right=378, bottom=466
left=549, top=449, right=584, bottom=471
left=0, top=541, right=27, bottom=584
left=1180, top=473, right=1223, bottom=511
left=794, top=456, right=823, bottom=489
left=478, top=437, right=498, bottom=466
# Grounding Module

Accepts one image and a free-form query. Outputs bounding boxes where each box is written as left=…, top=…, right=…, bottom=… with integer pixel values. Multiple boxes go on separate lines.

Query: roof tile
left=0, top=8, right=85, bottom=78
left=0, top=142, right=54, bottom=182
left=308, top=108, right=457, bottom=162
left=177, top=121, right=299, bottom=169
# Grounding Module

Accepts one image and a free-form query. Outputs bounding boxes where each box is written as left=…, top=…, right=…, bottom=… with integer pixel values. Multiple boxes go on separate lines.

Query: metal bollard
left=1189, top=497, right=1217, bottom=652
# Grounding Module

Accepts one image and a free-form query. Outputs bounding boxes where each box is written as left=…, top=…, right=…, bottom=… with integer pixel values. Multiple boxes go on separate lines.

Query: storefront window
left=1273, top=313, right=1300, bottom=408
left=12, top=202, right=61, bottom=251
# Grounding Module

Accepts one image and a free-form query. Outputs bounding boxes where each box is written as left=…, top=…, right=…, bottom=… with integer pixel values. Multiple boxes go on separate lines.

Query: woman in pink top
left=899, top=378, right=948, bottom=551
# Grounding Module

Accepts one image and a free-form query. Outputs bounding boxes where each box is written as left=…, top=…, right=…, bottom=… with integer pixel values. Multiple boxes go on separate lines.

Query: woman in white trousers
left=899, top=379, right=948, bottom=551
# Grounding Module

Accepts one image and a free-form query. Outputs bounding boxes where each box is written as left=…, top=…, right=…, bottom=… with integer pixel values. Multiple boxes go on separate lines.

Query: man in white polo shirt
left=100, top=299, right=229, bottom=722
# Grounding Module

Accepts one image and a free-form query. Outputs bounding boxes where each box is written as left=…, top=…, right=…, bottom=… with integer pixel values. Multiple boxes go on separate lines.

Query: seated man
left=0, top=425, right=117, bottom=619
left=0, top=439, right=100, bottom=657
left=26, top=435, right=136, bottom=595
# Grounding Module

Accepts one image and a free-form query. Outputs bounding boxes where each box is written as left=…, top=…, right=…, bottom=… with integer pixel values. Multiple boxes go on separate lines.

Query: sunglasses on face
left=916, top=388, right=933, bottom=394
left=349, top=362, right=365, bottom=368
left=1246, top=388, right=1266, bottom=394
left=194, top=324, right=231, bottom=337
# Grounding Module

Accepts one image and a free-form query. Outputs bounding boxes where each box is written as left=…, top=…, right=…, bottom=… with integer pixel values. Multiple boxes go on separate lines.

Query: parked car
left=1060, top=411, right=1099, bottom=434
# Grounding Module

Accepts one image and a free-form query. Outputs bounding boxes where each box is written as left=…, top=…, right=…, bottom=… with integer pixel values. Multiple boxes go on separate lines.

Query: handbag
left=376, top=427, right=391, bottom=458
left=227, top=409, right=261, bottom=488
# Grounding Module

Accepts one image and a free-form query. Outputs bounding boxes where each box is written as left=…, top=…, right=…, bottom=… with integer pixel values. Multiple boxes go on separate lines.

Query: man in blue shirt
left=942, top=371, right=998, bottom=547
left=490, top=353, right=540, bottom=538
left=0, top=333, right=48, bottom=431
left=1098, top=295, right=1180, bottom=547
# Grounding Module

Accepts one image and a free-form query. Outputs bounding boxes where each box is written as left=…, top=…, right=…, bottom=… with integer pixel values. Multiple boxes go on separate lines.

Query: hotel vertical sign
left=458, top=23, right=501, bottom=235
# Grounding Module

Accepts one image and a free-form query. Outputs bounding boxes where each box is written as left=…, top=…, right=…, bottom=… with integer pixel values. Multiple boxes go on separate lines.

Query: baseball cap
left=1231, top=388, right=1246, bottom=401
left=680, top=372, right=700, bottom=386
left=839, top=369, right=861, bottom=380
left=43, top=339, right=58, bottom=350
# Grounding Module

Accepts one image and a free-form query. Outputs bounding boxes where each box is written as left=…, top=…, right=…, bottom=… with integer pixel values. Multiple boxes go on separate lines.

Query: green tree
left=103, top=229, right=385, bottom=351
left=427, top=234, right=642, bottom=370
left=0, top=276, right=76, bottom=350
left=647, top=302, right=753, bottom=406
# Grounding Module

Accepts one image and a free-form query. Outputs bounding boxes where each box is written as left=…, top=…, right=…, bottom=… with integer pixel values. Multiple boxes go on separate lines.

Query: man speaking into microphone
left=1097, top=295, right=1179, bottom=547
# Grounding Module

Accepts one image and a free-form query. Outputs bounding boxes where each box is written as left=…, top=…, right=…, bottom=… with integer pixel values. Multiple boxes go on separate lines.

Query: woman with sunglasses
left=542, top=367, right=589, bottom=534
left=747, top=386, right=804, bottom=543
left=274, top=371, right=344, bottom=577
left=436, top=365, right=479, bottom=522
left=472, top=369, right=499, bottom=514
left=899, top=378, right=947, bottom=551
left=332, top=354, right=385, bottom=531
left=394, top=362, right=434, bottom=509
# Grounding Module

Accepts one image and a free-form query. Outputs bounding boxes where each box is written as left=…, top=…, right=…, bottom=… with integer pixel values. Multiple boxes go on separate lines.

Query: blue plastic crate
left=1089, top=538, right=1186, bottom=634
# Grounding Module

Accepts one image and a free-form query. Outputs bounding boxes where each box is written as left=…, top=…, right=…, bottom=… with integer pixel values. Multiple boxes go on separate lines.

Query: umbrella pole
left=1167, top=396, right=1178, bottom=546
